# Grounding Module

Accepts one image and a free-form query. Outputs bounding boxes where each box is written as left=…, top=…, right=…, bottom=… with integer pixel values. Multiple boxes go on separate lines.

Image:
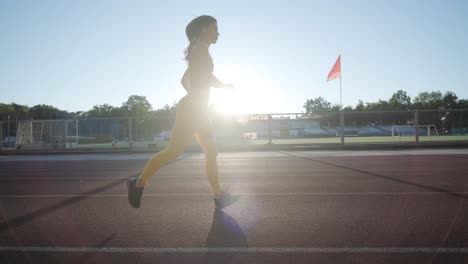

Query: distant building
left=246, top=119, right=321, bottom=138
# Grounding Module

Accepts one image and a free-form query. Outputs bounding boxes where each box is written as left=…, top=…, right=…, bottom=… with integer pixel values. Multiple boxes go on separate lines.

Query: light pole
left=7, top=115, right=10, bottom=147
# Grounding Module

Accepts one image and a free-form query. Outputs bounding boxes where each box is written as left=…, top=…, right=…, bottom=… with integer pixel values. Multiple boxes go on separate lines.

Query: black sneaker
left=127, top=176, right=144, bottom=208
left=214, top=192, right=239, bottom=210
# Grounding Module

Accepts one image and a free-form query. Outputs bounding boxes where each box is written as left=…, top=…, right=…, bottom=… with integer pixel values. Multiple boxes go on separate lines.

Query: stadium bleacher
left=376, top=125, right=428, bottom=136
left=452, top=127, right=468, bottom=135
left=358, top=125, right=385, bottom=136
left=322, top=127, right=337, bottom=135
left=302, top=128, right=329, bottom=136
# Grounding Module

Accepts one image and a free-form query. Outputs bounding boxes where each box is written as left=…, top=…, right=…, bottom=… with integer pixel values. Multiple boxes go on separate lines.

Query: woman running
left=127, top=15, right=238, bottom=210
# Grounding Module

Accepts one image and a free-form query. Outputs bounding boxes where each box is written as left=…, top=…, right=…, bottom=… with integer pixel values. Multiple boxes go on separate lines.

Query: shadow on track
left=0, top=175, right=132, bottom=233
left=280, top=151, right=468, bottom=200
left=204, top=210, right=248, bottom=263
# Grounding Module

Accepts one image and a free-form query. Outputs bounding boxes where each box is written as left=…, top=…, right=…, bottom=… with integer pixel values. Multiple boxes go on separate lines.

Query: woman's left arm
left=211, top=75, right=224, bottom=88
left=211, top=74, right=234, bottom=89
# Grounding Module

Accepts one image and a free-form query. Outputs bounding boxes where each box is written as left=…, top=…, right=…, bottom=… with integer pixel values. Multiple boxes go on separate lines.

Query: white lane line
left=0, top=246, right=467, bottom=253
left=0, top=153, right=194, bottom=162
left=0, top=192, right=467, bottom=198
left=1, top=150, right=467, bottom=162
left=0, top=173, right=366, bottom=180
left=0, top=177, right=131, bottom=180
left=0, top=171, right=459, bottom=180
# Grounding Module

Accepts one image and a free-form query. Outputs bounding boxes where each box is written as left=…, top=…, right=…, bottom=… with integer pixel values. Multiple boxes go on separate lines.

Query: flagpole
left=340, top=54, right=343, bottom=109
left=326, top=54, right=344, bottom=145
left=340, top=55, right=344, bottom=144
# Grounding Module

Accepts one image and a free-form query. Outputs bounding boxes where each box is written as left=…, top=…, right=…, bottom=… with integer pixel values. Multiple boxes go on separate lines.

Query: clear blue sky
left=1, top=0, right=467, bottom=113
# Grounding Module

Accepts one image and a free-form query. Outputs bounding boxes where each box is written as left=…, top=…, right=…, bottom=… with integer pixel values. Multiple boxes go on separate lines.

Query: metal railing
left=1, top=109, right=468, bottom=151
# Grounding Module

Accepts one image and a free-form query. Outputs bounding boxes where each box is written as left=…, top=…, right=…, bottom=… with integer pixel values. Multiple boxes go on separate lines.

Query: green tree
left=0, top=103, right=16, bottom=120
left=342, top=105, right=353, bottom=112
left=355, top=100, right=365, bottom=111
left=389, top=90, right=412, bottom=110
left=11, top=103, right=30, bottom=119
left=0, top=103, right=30, bottom=120
left=303, top=97, right=332, bottom=114
left=365, top=99, right=392, bottom=111
left=28, top=104, right=61, bottom=120
left=69, top=111, right=87, bottom=119
left=121, top=95, right=153, bottom=117
left=441, top=91, right=458, bottom=110
left=413, top=91, right=443, bottom=110
left=456, top=99, right=468, bottom=109
left=87, top=104, right=121, bottom=118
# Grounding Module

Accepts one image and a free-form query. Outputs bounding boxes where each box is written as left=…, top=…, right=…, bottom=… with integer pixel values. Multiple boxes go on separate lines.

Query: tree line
left=1, top=90, right=467, bottom=122
left=303, top=90, right=468, bottom=131
left=0, top=95, right=176, bottom=121
left=304, top=90, right=468, bottom=114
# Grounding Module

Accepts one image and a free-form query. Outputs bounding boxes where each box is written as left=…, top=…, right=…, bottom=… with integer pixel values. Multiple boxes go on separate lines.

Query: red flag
left=327, top=55, right=341, bottom=81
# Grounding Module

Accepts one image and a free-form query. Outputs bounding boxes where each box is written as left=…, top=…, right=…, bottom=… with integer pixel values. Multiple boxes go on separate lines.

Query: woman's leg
left=194, top=127, right=222, bottom=196
left=138, top=100, right=195, bottom=185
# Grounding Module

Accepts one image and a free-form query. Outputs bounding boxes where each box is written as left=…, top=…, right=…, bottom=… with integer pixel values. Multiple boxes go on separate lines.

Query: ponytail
left=184, top=39, right=196, bottom=61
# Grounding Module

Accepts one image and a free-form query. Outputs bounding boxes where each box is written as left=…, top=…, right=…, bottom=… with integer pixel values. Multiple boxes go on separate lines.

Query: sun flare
left=209, top=66, right=280, bottom=116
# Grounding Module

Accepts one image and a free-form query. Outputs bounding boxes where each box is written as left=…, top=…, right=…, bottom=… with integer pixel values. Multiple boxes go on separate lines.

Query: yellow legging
left=138, top=96, right=222, bottom=195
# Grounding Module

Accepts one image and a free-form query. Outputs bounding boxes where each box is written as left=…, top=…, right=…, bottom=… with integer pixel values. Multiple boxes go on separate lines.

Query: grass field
left=76, top=135, right=468, bottom=151
left=270, top=135, right=468, bottom=144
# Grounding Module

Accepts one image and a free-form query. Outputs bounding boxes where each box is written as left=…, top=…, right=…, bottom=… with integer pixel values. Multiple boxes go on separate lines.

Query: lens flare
left=210, top=66, right=280, bottom=115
